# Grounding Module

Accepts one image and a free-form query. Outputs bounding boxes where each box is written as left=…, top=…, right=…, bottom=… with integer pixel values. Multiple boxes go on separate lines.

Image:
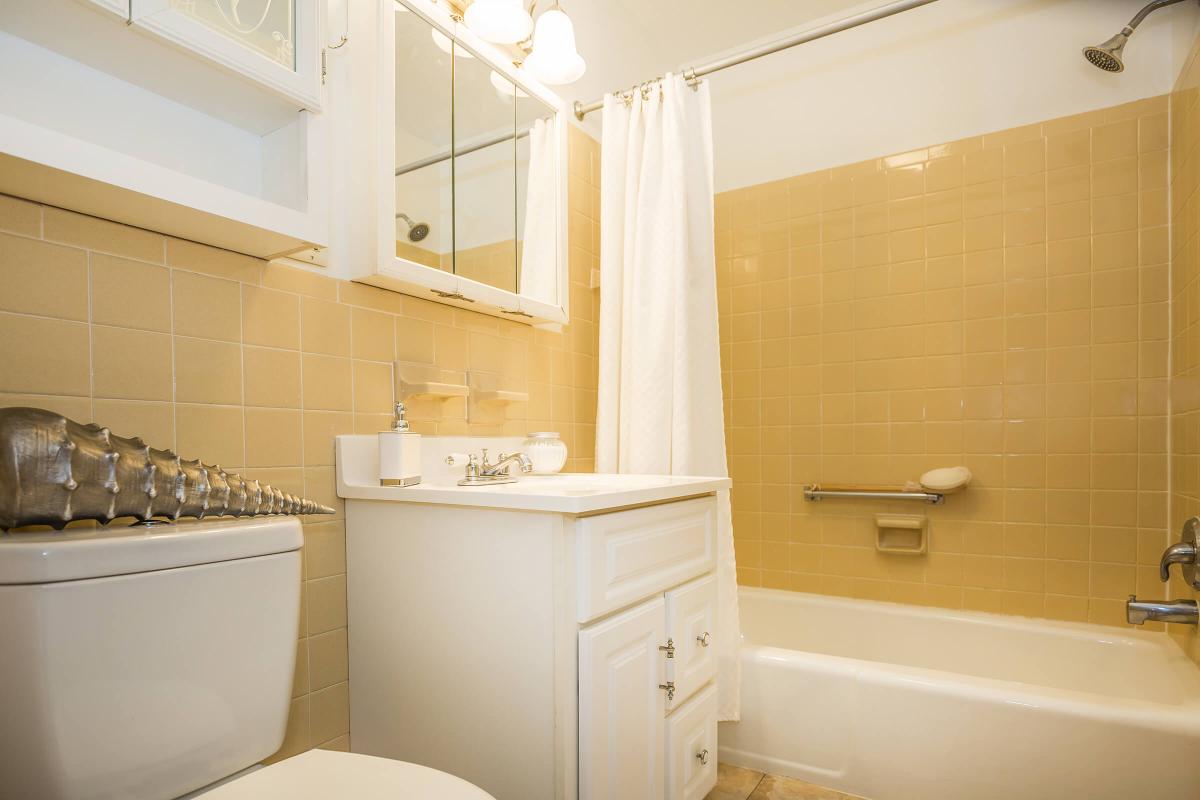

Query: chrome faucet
left=1127, top=596, right=1198, bottom=625
left=1127, top=517, right=1200, bottom=625
left=1160, top=539, right=1198, bottom=582
left=1157, top=517, right=1200, bottom=589
left=453, top=448, right=532, bottom=487
left=481, top=451, right=532, bottom=478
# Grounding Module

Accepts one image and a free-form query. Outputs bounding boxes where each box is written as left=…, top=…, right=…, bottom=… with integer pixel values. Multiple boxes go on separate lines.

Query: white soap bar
left=919, top=466, right=972, bottom=493
left=379, top=430, right=421, bottom=486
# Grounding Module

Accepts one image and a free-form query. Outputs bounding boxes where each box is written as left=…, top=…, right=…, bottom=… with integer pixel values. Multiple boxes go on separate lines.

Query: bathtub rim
left=733, top=586, right=1200, bottom=727
left=737, top=585, right=1191, bottom=654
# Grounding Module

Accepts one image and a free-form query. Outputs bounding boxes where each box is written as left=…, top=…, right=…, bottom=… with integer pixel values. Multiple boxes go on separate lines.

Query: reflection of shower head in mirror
left=396, top=212, right=431, bottom=242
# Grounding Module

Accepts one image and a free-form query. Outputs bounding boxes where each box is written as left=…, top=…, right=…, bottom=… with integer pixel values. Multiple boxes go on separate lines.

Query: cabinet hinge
left=658, top=638, right=675, bottom=659
left=321, top=48, right=328, bottom=84
left=658, top=680, right=675, bottom=702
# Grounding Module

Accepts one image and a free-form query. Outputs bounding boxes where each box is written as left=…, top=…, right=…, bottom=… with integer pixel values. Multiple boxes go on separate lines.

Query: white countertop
left=335, top=435, right=730, bottom=514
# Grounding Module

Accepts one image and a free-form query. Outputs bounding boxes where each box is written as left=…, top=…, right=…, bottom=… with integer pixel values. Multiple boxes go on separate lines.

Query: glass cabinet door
left=392, top=4, right=453, bottom=273
left=452, top=49, right=518, bottom=295
left=129, top=0, right=320, bottom=109
left=159, top=0, right=297, bottom=69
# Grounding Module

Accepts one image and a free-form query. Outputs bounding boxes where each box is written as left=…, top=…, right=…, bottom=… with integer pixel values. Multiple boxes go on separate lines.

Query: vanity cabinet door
left=665, top=575, right=717, bottom=711
left=578, top=597, right=668, bottom=800
left=664, top=683, right=718, bottom=800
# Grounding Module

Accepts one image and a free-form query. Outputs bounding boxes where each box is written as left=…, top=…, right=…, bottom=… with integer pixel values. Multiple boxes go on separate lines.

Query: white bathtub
left=719, top=588, right=1200, bottom=800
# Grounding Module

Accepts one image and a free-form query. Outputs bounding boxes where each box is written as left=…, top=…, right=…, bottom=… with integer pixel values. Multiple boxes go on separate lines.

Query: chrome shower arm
left=1127, top=0, right=1188, bottom=31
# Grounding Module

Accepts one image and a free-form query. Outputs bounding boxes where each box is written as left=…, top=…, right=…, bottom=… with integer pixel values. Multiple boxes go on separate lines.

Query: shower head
left=1083, top=0, right=1189, bottom=74
left=396, top=212, right=431, bottom=242
left=1083, top=31, right=1129, bottom=73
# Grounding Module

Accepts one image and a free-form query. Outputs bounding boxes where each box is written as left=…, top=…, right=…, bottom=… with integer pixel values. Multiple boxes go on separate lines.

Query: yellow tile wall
left=0, top=124, right=600, bottom=758
left=716, top=96, right=1171, bottom=628
left=1171, top=37, right=1200, bottom=663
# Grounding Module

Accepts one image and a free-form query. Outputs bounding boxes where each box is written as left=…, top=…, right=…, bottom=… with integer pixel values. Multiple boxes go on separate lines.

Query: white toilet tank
left=0, top=517, right=303, bottom=800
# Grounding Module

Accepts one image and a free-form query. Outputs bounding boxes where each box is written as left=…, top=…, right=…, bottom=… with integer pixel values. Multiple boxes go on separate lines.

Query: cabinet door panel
left=665, top=683, right=718, bottom=800
left=577, top=497, right=716, bottom=623
left=665, top=574, right=717, bottom=710
left=129, top=0, right=320, bottom=110
left=579, top=598, right=667, bottom=800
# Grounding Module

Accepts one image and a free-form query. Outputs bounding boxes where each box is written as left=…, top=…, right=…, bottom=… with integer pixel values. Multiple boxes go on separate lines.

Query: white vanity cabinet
left=338, top=441, right=728, bottom=800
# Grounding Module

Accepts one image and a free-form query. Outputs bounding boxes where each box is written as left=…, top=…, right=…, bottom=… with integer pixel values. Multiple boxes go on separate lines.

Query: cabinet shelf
left=0, top=117, right=320, bottom=258
left=0, top=0, right=327, bottom=258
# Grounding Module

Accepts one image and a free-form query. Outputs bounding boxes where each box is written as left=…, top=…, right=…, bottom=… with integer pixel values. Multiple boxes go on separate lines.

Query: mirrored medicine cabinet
left=342, top=0, right=569, bottom=327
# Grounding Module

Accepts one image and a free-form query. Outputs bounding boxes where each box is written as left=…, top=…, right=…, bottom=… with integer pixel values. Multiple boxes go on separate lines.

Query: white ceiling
left=551, top=0, right=1200, bottom=191
left=559, top=0, right=878, bottom=119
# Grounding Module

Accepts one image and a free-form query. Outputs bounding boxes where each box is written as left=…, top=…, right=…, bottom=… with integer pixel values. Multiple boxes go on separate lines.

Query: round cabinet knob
left=696, top=748, right=710, bottom=766
left=696, top=632, right=711, bottom=647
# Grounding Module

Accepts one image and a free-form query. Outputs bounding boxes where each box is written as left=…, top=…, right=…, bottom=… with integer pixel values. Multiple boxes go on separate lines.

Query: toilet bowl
left=0, top=517, right=493, bottom=800
left=190, top=750, right=493, bottom=799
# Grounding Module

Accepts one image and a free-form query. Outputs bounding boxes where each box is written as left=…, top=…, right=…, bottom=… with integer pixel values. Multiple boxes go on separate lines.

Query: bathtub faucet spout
left=1126, top=596, right=1198, bottom=625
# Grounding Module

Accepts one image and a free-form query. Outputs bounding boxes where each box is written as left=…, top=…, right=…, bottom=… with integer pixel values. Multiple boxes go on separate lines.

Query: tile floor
left=706, top=763, right=868, bottom=800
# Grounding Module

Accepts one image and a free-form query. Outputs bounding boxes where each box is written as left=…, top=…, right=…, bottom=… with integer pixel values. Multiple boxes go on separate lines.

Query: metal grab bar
left=803, top=485, right=945, bottom=505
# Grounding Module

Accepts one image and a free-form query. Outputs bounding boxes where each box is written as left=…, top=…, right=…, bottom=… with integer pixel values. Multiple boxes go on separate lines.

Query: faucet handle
left=1160, top=517, right=1200, bottom=588
left=1161, top=541, right=1198, bottom=582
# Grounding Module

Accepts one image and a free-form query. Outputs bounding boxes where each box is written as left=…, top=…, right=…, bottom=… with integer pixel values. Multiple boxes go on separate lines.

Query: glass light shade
left=489, top=69, right=528, bottom=98
left=431, top=28, right=474, bottom=58
left=464, top=0, right=533, bottom=45
left=522, top=8, right=585, bottom=85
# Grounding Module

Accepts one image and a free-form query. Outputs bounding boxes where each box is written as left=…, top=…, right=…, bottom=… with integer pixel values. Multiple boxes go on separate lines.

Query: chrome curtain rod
left=572, top=0, right=939, bottom=120
left=395, top=127, right=534, bottom=177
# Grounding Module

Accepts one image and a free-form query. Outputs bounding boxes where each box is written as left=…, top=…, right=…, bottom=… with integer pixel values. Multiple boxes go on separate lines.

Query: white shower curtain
left=596, top=74, right=740, bottom=721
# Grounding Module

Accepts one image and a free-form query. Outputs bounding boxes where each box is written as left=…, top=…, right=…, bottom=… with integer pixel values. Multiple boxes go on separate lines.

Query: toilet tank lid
left=0, top=517, right=303, bottom=585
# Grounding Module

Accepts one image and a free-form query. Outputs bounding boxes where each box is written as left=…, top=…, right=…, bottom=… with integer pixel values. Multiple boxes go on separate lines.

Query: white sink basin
left=436, top=474, right=687, bottom=494
left=335, top=436, right=730, bottom=514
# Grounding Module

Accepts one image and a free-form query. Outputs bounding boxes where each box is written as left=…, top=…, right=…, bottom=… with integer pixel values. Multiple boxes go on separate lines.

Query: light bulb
left=522, top=8, right=585, bottom=85
left=463, top=0, right=532, bottom=45
left=431, top=28, right=474, bottom=58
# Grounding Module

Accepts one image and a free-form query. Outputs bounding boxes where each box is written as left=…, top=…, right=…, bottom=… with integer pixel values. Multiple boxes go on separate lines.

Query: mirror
left=393, top=4, right=452, bottom=270
left=390, top=1, right=561, bottom=313
left=453, top=45, right=518, bottom=293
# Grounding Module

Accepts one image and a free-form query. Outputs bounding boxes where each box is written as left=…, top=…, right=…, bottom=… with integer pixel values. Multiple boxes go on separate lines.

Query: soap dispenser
left=378, top=402, right=421, bottom=486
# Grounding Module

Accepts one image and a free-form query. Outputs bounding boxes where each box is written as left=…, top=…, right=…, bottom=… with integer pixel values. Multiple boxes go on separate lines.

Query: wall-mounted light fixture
left=463, top=0, right=533, bottom=45
left=522, top=5, right=585, bottom=85
left=463, top=0, right=586, bottom=85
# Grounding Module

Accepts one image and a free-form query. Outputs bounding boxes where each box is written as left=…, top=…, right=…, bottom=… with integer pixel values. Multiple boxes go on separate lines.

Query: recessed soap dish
left=875, top=513, right=927, bottom=555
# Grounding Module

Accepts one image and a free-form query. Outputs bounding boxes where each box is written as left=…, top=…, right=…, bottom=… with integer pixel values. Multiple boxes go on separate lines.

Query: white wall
left=693, top=0, right=1200, bottom=192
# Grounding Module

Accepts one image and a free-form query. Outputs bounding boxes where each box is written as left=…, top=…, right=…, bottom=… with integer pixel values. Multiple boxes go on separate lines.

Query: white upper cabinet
left=328, top=0, right=569, bottom=327
left=129, top=0, right=323, bottom=111
left=0, top=0, right=329, bottom=258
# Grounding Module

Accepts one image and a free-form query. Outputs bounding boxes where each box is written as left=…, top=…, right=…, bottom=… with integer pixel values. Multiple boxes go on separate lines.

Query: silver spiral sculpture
left=0, top=407, right=334, bottom=530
